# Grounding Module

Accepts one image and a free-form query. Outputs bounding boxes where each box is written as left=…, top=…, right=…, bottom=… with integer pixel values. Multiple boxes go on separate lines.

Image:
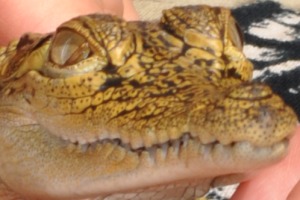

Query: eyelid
left=50, top=29, right=91, bottom=66
left=228, top=17, right=244, bottom=50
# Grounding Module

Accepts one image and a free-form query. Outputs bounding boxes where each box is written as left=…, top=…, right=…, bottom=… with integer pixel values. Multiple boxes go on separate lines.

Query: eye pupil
left=50, top=29, right=91, bottom=66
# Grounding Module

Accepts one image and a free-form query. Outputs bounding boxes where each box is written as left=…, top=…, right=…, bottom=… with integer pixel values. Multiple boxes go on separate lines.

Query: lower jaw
left=101, top=178, right=217, bottom=200
left=1, top=123, right=288, bottom=200
left=72, top=139, right=288, bottom=200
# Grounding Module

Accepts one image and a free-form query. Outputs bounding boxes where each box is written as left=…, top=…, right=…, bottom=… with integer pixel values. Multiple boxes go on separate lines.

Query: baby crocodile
left=0, top=5, right=297, bottom=200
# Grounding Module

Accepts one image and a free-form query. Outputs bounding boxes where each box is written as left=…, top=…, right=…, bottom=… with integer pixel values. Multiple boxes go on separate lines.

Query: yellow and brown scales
left=0, top=5, right=297, bottom=200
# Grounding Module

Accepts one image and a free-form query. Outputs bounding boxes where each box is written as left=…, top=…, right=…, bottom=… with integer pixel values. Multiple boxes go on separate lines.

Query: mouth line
left=62, top=132, right=289, bottom=158
left=64, top=132, right=193, bottom=154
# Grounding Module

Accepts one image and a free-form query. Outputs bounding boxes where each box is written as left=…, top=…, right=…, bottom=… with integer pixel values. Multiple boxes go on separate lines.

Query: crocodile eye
left=50, top=29, right=91, bottom=66
left=228, top=17, right=243, bottom=50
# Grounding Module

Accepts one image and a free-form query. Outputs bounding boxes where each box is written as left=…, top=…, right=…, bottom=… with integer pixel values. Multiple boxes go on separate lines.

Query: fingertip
left=122, top=0, right=139, bottom=20
left=231, top=127, right=300, bottom=200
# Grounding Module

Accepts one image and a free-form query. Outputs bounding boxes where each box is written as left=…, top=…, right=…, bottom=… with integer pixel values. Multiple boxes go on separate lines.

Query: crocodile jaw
left=0, top=5, right=298, bottom=200
left=0, top=111, right=292, bottom=200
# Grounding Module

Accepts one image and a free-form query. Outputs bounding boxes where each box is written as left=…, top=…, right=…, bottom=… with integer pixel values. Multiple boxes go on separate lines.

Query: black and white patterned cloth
left=205, top=1, right=300, bottom=199
left=234, top=1, right=300, bottom=119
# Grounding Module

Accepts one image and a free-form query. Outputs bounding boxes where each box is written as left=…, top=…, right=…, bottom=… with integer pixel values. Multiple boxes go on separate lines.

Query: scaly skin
left=0, top=5, right=297, bottom=200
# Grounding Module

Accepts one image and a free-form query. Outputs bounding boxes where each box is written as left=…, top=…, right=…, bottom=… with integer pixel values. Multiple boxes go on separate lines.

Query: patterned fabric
left=204, top=184, right=237, bottom=199
left=234, top=1, right=300, bottom=119
left=205, top=1, right=300, bottom=199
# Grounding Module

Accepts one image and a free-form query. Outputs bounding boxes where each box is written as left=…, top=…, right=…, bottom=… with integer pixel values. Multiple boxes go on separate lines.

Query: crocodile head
left=0, top=5, right=297, bottom=200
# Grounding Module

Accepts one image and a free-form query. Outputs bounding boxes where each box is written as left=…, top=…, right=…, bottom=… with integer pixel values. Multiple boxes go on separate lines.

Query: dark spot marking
left=129, top=80, right=141, bottom=88
left=163, top=80, right=176, bottom=87
left=99, top=77, right=124, bottom=91
left=17, top=35, right=36, bottom=50
left=173, top=66, right=184, bottom=73
left=149, top=89, right=174, bottom=98
left=228, top=68, right=242, bottom=79
left=102, top=64, right=117, bottom=74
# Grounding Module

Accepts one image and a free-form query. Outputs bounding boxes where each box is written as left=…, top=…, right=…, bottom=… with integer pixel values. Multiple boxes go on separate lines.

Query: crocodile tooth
left=70, top=137, right=78, bottom=143
left=198, top=142, right=213, bottom=157
left=182, top=133, right=190, bottom=147
left=155, top=145, right=168, bottom=163
left=147, top=147, right=156, bottom=164
left=98, top=131, right=108, bottom=140
left=88, top=142, right=99, bottom=152
left=122, top=143, right=131, bottom=151
left=80, top=144, right=89, bottom=153
left=211, top=142, right=232, bottom=162
left=172, top=139, right=180, bottom=156
left=108, top=131, right=120, bottom=140
left=77, top=137, right=88, bottom=145
left=130, top=138, right=144, bottom=150
left=197, top=131, right=216, bottom=145
left=120, top=132, right=130, bottom=145
left=161, top=143, right=168, bottom=154
left=139, top=151, right=154, bottom=167
left=143, top=128, right=158, bottom=148
left=81, top=138, right=89, bottom=145
left=100, top=139, right=110, bottom=145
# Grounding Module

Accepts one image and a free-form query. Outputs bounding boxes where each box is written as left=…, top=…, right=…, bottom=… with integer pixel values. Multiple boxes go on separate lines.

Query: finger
left=122, top=0, right=139, bottom=20
left=231, top=126, right=300, bottom=200
left=97, top=0, right=139, bottom=21
left=96, top=0, right=124, bottom=18
left=0, top=0, right=125, bottom=44
left=288, top=180, right=300, bottom=200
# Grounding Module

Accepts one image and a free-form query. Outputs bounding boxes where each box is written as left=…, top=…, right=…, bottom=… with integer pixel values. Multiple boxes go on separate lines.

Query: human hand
left=231, top=126, right=300, bottom=200
left=0, top=0, right=139, bottom=45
